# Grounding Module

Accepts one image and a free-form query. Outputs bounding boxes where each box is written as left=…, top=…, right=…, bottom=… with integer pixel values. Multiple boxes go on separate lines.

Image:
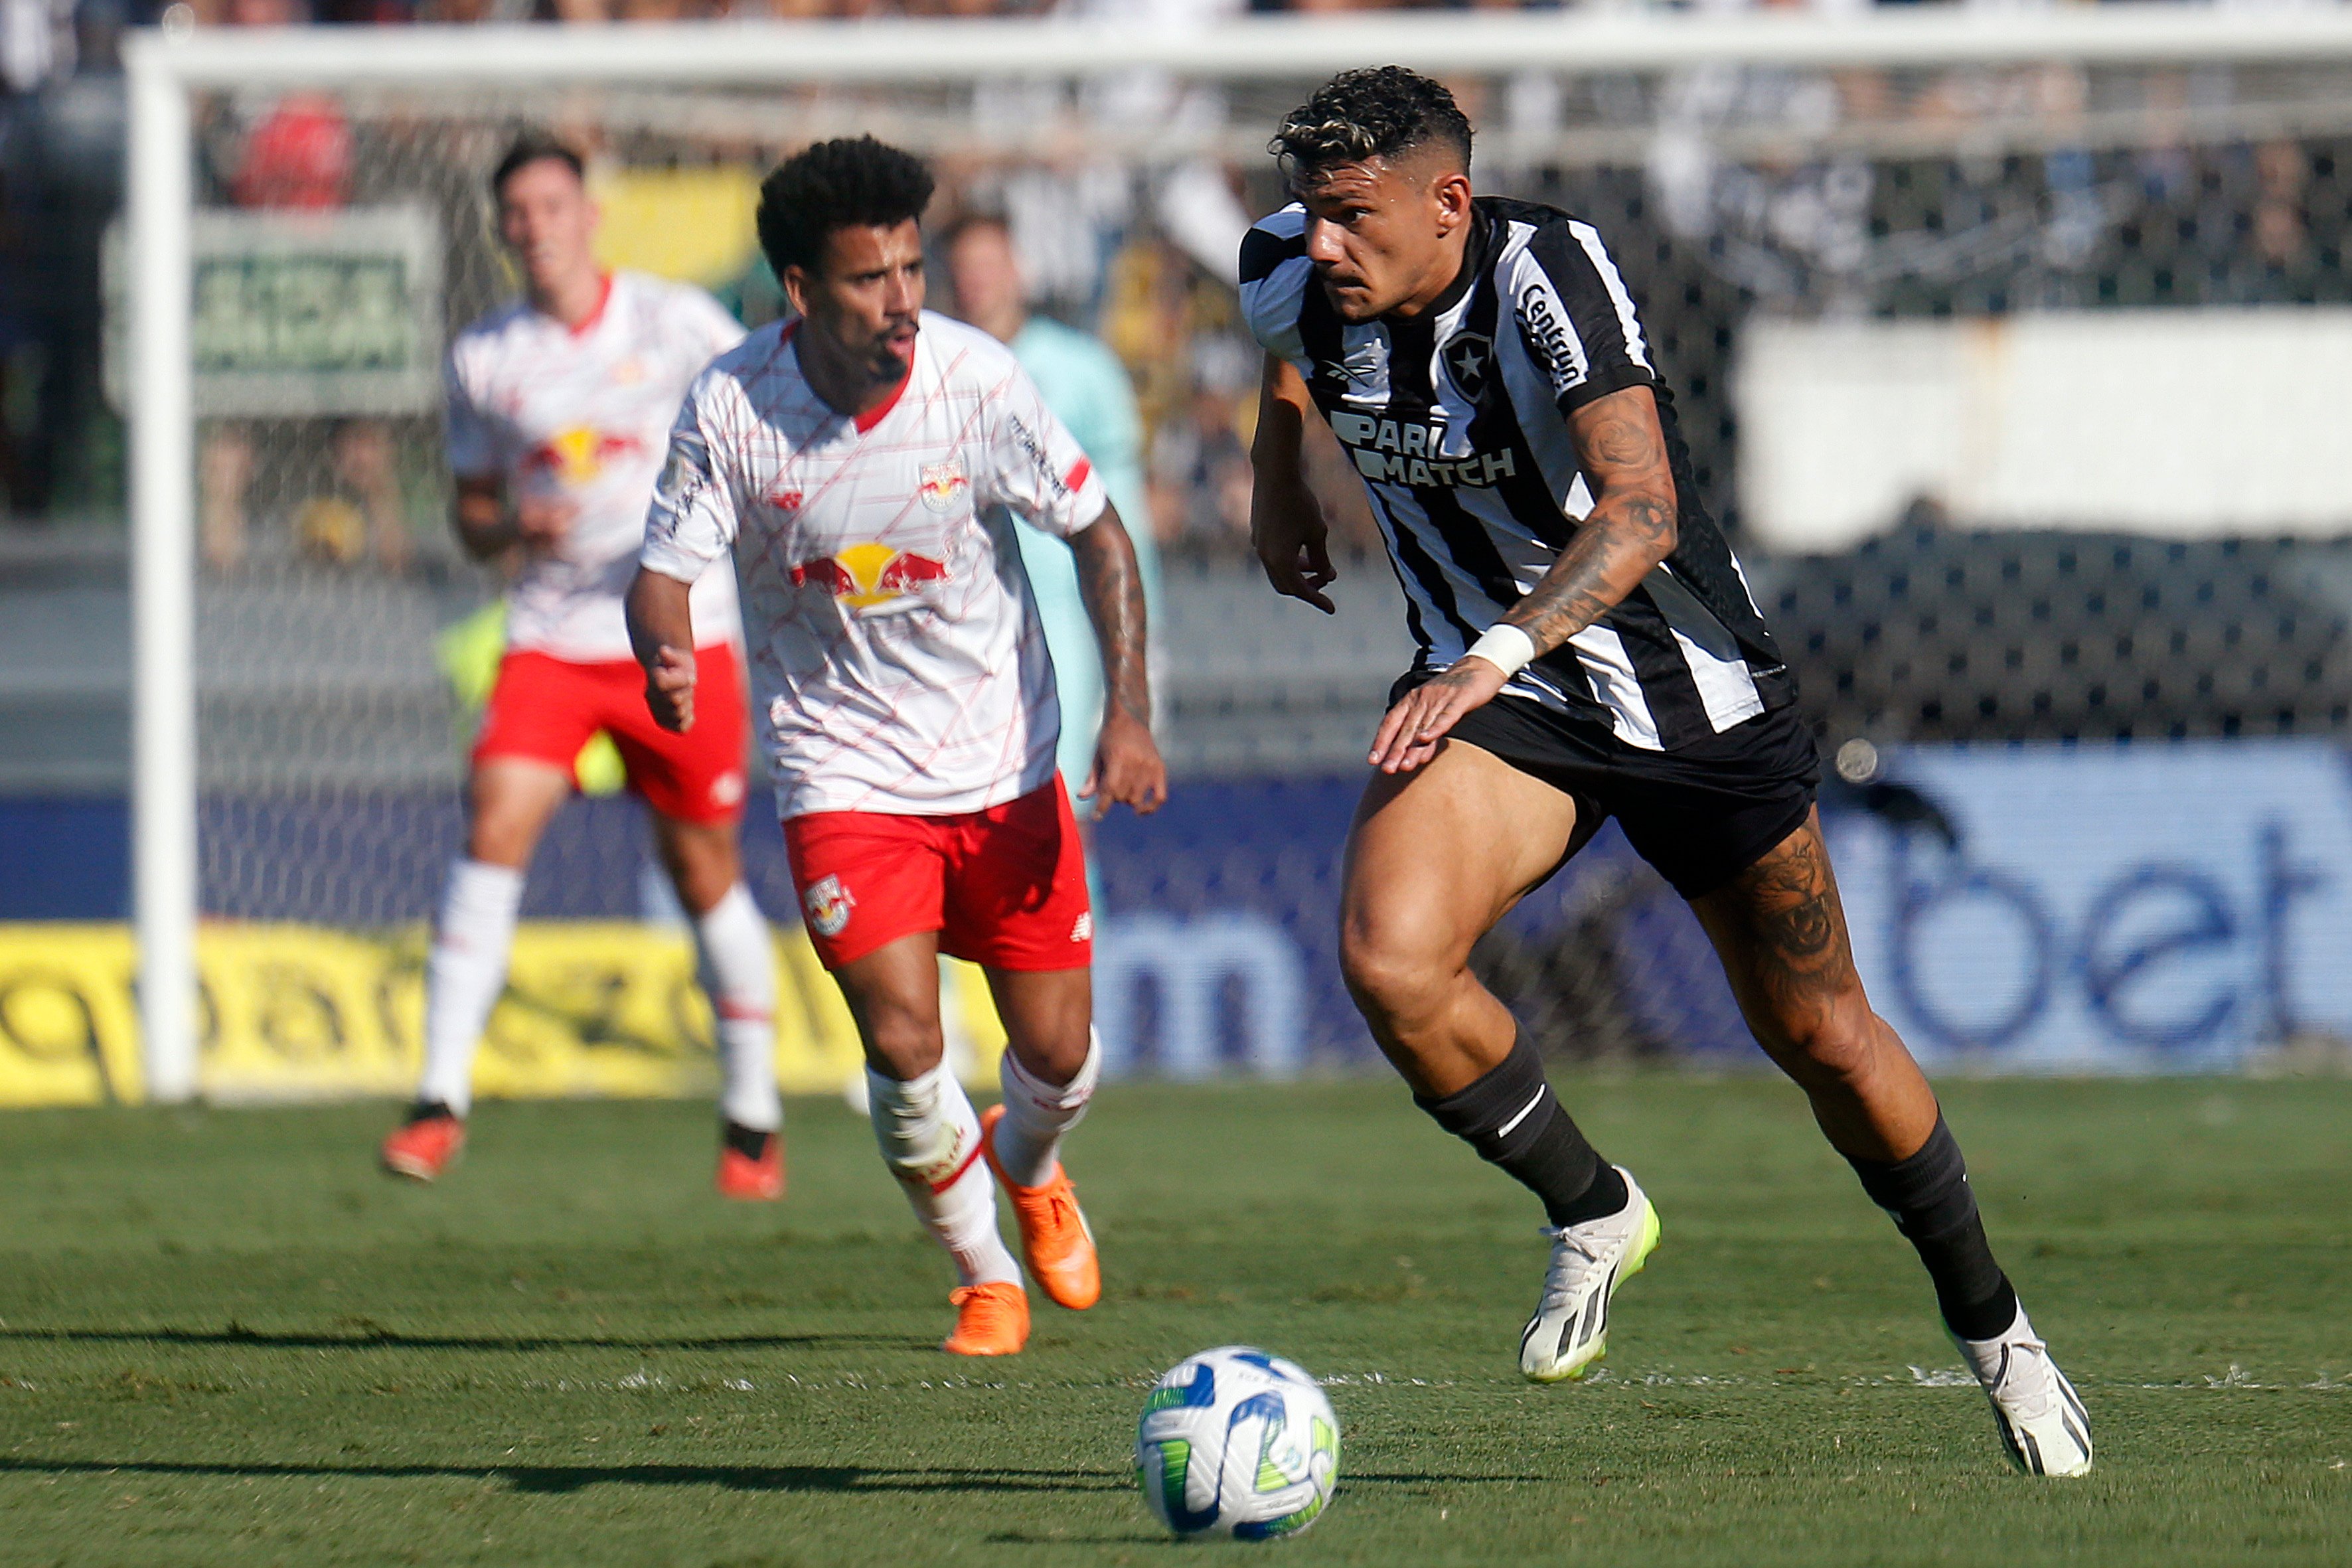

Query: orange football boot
left=980, top=1103, right=1101, bottom=1310
left=380, top=1107, right=465, bottom=1182
left=715, top=1125, right=786, bottom=1202
left=943, top=1281, right=1030, bottom=1356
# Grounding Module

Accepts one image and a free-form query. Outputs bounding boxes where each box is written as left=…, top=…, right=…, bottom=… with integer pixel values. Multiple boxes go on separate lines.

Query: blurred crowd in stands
left=3, top=0, right=2347, bottom=568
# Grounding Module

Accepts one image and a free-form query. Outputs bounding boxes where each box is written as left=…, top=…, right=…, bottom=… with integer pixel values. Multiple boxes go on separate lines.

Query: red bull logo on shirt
left=524, top=427, right=644, bottom=486
left=917, top=461, right=969, bottom=513
left=789, top=541, right=951, bottom=611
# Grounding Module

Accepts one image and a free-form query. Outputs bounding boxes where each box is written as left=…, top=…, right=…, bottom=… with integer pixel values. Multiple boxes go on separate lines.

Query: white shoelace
left=1535, top=1225, right=1608, bottom=1308
left=1990, top=1336, right=2061, bottom=1417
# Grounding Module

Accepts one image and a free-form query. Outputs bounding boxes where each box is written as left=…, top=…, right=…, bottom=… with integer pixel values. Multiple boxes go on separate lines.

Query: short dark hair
left=490, top=133, right=585, bottom=200
left=1270, top=66, right=1473, bottom=185
left=757, top=136, right=935, bottom=277
left=939, top=210, right=1012, bottom=253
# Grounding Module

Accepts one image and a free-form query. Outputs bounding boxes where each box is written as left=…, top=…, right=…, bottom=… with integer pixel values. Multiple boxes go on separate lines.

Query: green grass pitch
left=3, top=1075, right=2347, bottom=1566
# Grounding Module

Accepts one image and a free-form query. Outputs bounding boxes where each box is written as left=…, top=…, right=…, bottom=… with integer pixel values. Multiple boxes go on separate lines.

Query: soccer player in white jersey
left=627, top=138, right=1166, bottom=1357
left=378, top=137, right=787, bottom=1202
left=1245, top=70, right=2088, bottom=1476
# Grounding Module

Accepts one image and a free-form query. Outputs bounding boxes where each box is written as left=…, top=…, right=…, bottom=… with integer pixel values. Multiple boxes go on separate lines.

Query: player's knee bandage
left=1415, top=1035, right=1610, bottom=1227
left=1846, top=1117, right=2017, bottom=1340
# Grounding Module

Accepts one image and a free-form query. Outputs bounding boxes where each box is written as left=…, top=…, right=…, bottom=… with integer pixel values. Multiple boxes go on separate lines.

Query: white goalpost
left=121, top=7, right=2352, bottom=1101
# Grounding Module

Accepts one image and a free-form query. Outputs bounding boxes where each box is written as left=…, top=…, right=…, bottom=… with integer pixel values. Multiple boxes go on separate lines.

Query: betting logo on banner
left=1830, top=742, right=2352, bottom=1070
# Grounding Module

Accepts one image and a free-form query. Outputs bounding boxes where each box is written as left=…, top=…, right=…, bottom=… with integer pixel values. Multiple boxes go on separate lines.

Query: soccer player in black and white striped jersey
left=1243, top=68, right=2089, bottom=1477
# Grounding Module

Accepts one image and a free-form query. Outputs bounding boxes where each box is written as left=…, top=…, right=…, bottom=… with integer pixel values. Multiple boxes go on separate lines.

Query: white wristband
left=1462, top=623, right=1537, bottom=678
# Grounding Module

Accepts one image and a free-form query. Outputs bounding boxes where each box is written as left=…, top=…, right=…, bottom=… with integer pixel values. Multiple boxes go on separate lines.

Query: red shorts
left=783, top=778, right=1093, bottom=972
left=472, top=646, right=749, bottom=824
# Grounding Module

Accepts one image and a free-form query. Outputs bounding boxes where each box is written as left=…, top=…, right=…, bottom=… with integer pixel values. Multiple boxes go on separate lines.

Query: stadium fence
left=114, top=9, right=2352, bottom=1101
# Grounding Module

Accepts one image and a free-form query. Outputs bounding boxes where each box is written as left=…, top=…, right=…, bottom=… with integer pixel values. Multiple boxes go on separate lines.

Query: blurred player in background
left=944, top=213, right=1165, bottom=811
left=1245, top=70, right=2090, bottom=1475
left=628, top=137, right=1166, bottom=1356
left=379, top=135, right=785, bottom=1202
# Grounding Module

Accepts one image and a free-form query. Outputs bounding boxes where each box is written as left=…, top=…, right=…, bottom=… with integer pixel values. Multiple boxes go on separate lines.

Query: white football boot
left=1955, top=1305, right=2093, bottom=1476
left=1520, top=1166, right=1660, bottom=1383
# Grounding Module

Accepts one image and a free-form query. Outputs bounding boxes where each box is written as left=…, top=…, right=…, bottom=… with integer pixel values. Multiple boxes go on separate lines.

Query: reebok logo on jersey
left=1328, top=412, right=1520, bottom=490
left=1517, top=280, right=1589, bottom=397
left=789, top=542, right=951, bottom=613
left=767, top=487, right=803, bottom=512
left=1328, top=334, right=1389, bottom=394
left=803, top=874, right=855, bottom=938
left=917, top=461, right=968, bottom=512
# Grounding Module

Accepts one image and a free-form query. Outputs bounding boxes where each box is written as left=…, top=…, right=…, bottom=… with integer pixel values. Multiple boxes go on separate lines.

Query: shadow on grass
left=1342, top=1472, right=1546, bottom=1486
left=979, top=1474, right=1547, bottom=1547
left=0, top=1456, right=1127, bottom=1496
left=0, top=1326, right=920, bottom=1354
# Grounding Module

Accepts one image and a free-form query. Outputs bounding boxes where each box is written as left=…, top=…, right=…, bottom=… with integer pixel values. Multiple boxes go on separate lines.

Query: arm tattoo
left=1071, top=510, right=1152, bottom=729
left=1498, top=387, right=1680, bottom=657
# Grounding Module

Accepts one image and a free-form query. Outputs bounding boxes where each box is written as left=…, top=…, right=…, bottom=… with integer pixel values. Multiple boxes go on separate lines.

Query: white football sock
left=992, top=1028, right=1101, bottom=1188
left=866, top=1063, right=1020, bottom=1289
left=416, top=858, right=524, bottom=1117
left=692, top=882, right=781, bottom=1133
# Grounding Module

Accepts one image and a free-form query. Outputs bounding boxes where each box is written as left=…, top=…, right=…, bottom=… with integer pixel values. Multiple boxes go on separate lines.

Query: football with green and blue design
left=1135, top=1346, right=1340, bottom=1541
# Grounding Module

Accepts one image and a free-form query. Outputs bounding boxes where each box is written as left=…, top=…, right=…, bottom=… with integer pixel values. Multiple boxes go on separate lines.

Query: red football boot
left=716, top=1123, right=786, bottom=1202
left=380, top=1104, right=465, bottom=1182
left=943, top=1281, right=1030, bottom=1356
left=980, top=1104, right=1101, bottom=1310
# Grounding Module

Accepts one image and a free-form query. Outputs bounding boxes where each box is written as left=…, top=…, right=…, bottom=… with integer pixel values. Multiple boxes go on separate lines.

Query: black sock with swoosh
left=1415, top=1034, right=1627, bottom=1227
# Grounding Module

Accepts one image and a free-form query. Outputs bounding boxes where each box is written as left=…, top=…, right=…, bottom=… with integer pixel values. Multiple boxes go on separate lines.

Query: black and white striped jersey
left=1241, top=195, right=1794, bottom=752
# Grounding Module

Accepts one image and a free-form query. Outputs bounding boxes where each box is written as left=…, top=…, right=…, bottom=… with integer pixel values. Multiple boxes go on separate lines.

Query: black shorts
left=1391, top=672, right=1820, bottom=901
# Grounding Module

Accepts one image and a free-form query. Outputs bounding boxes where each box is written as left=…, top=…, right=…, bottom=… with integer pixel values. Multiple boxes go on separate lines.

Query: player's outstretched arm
left=625, top=566, right=700, bottom=734
left=1069, top=504, right=1168, bottom=817
left=1368, top=384, right=1680, bottom=774
left=1248, top=354, right=1337, bottom=615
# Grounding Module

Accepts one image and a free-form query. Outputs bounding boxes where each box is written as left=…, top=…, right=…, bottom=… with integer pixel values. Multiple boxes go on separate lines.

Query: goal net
left=120, top=13, right=2352, bottom=1099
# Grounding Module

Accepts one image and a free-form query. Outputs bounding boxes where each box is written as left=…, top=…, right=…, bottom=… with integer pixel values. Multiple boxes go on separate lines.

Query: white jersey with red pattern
left=445, top=270, right=747, bottom=661
left=639, top=311, right=1110, bottom=821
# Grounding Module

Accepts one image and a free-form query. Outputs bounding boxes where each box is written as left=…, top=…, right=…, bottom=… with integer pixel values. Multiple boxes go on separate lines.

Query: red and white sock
left=866, top=1063, right=1019, bottom=1289
left=415, top=858, right=524, bottom=1117
left=992, top=1028, right=1101, bottom=1188
left=692, top=882, right=780, bottom=1133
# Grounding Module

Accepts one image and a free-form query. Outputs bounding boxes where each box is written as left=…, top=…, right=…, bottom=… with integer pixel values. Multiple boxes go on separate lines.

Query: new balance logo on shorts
left=1070, top=911, right=1092, bottom=943
left=803, top=874, right=854, bottom=937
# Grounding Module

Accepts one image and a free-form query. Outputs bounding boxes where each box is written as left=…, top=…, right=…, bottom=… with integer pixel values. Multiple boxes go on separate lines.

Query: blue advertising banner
left=7, top=740, right=2343, bottom=1086
left=1832, top=742, right=2352, bottom=1071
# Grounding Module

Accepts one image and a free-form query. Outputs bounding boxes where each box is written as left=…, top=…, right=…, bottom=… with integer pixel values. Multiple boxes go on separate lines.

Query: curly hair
left=756, top=136, right=936, bottom=277
left=1270, top=66, right=1473, bottom=184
